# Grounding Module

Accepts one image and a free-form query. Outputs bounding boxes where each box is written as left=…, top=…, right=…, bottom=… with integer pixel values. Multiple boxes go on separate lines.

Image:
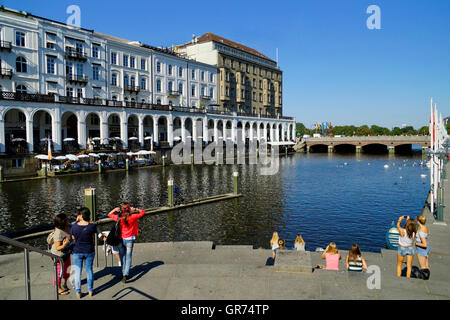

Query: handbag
left=106, top=218, right=121, bottom=246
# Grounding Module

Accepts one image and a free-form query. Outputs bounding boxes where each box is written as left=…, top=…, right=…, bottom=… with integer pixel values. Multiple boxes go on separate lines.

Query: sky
left=2, top=0, right=449, bottom=129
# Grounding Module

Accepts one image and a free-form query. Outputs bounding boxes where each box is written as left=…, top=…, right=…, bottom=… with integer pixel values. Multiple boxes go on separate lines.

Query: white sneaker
left=118, top=261, right=121, bottom=267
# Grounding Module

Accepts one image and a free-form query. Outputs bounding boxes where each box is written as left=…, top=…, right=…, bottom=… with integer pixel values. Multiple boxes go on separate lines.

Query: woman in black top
left=70, top=207, right=97, bottom=299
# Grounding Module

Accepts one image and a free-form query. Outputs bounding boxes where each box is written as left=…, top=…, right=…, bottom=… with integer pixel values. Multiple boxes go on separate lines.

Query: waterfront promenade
left=0, top=163, right=449, bottom=300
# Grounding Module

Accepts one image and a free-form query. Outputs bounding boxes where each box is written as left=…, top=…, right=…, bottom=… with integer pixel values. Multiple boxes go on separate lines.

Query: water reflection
left=0, top=153, right=429, bottom=254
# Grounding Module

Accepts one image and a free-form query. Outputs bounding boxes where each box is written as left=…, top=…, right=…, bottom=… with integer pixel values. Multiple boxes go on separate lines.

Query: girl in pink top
left=320, top=242, right=341, bottom=270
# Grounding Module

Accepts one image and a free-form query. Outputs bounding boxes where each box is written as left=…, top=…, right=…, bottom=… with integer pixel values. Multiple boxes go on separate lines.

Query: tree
left=446, top=123, right=450, bottom=134
left=391, top=127, right=403, bottom=136
left=418, top=126, right=429, bottom=135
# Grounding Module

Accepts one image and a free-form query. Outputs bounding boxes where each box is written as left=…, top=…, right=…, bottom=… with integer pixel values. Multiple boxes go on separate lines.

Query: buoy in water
left=386, top=221, right=400, bottom=250
left=384, top=164, right=389, bottom=168
left=420, top=174, right=427, bottom=178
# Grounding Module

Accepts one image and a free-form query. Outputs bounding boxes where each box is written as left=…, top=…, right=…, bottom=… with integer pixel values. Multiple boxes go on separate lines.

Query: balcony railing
left=65, top=48, right=88, bottom=60
left=168, top=90, right=180, bottom=97
left=0, top=68, right=13, bottom=78
left=0, top=91, right=55, bottom=103
left=124, top=85, right=140, bottom=93
left=66, top=74, right=89, bottom=84
left=0, top=91, right=294, bottom=120
left=0, top=40, right=12, bottom=51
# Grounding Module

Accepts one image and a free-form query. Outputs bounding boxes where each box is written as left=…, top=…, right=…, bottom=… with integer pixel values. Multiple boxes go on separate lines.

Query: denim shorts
left=416, top=245, right=430, bottom=257
left=398, top=246, right=415, bottom=256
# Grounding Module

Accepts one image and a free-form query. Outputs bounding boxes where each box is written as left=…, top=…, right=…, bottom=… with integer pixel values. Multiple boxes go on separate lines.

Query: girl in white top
left=415, top=215, right=430, bottom=270
left=294, top=234, right=306, bottom=251
left=270, top=232, right=279, bottom=259
left=396, top=215, right=417, bottom=278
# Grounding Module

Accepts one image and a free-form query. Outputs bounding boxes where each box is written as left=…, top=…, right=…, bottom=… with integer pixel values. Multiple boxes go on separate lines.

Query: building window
left=77, top=88, right=83, bottom=98
left=140, top=77, right=146, bottom=90
left=210, top=73, right=214, bottom=82
left=259, top=80, right=262, bottom=89
left=201, top=71, right=205, bottom=81
left=111, top=73, right=117, bottom=86
left=124, top=75, right=129, bottom=87
left=92, top=65, right=100, bottom=81
left=16, top=57, right=27, bottom=73
left=130, top=56, right=135, bottom=68
left=16, top=84, right=27, bottom=94
left=12, top=159, right=24, bottom=168
left=168, top=65, right=172, bottom=76
left=112, top=95, right=117, bottom=101
left=178, top=83, right=183, bottom=94
left=92, top=45, right=99, bottom=58
left=156, top=79, right=161, bottom=92
left=130, top=76, right=135, bottom=86
left=123, top=55, right=128, bottom=67
left=46, top=42, right=55, bottom=49
left=156, top=61, right=161, bottom=73
left=191, top=85, right=196, bottom=96
left=225, top=87, right=229, bottom=97
left=75, top=63, right=83, bottom=77
left=111, top=52, right=117, bottom=65
left=209, top=87, right=213, bottom=98
left=259, top=93, right=262, bottom=102
left=191, top=69, right=195, bottom=80
left=141, top=59, right=146, bottom=70
left=65, top=62, right=72, bottom=78
left=47, top=82, right=57, bottom=94
left=15, top=31, right=25, bottom=47
left=156, top=99, right=161, bottom=104
left=46, top=56, right=56, bottom=74
left=178, top=67, right=183, bottom=77
left=66, top=87, right=73, bottom=97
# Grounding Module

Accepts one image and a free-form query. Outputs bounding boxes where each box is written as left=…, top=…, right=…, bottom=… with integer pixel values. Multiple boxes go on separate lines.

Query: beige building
left=176, top=33, right=282, bottom=118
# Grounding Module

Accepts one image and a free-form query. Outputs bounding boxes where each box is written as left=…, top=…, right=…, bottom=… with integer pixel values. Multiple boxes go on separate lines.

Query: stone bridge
left=305, top=135, right=430, bottom=153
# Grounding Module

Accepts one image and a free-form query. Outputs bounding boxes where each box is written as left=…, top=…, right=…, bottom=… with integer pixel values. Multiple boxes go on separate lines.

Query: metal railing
left=0, top=235, right=63, bottom=300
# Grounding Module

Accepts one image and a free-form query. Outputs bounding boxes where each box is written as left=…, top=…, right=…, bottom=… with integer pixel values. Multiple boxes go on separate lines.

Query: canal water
left=0, top=153, right=429, bottom=254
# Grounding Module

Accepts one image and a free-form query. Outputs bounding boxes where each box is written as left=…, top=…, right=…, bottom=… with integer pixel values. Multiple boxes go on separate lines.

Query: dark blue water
left=0, top=153, right=429, bottom=254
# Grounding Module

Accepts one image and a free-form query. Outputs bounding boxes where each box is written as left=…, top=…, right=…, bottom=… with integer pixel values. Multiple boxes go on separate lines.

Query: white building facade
left=0, top=8, right=295, bottom=154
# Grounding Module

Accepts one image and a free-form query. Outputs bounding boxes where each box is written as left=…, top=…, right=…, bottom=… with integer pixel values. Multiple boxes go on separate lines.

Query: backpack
left=106, top=219, right=121, bottom=246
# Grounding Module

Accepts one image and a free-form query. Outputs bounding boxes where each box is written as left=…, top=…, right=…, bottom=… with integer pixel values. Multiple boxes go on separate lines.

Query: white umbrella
left=88, top=153, right=100, bottom=158
left=126, top=152, right=136, bottom=156
left=66, top=154, right=79, bottom=161
left=174, top=137, right=181, bottom=141
left=63, top=138, right=75, bottom=142
left=128, top=137, right=138, bottom=140
left=136, top=150, right=153, bottom=155
left=144, top=136, right=153, bottom=140
left=77, top=154, right=89, bottom=159
left=40, top=138, right=49, bottom=142
left=54, top=156, right=67, bottom=160
left=92, top=137, right=101, bottom=141
left=114, top=137, right=121, bottom=140
left=35, top=154, right=49, bottom=160
left=12, top=138, right=26, bottom=142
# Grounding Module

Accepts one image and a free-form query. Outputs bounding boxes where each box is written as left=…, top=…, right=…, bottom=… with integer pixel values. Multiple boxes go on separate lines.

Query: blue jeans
left=72, top=252, right=95, bottom=294
left=118, top=239, right=134, bottom=277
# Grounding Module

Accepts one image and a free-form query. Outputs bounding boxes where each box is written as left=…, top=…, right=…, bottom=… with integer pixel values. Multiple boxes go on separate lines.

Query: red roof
left=179, top=33, right=276, bottom=64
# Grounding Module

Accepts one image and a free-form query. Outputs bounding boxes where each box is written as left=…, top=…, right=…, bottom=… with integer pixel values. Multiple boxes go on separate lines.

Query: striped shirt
left=348, top=256, right=363, bottom=272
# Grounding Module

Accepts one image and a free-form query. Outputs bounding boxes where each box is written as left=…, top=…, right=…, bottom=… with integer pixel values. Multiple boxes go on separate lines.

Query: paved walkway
left=0, top=164, right=449, bottom=300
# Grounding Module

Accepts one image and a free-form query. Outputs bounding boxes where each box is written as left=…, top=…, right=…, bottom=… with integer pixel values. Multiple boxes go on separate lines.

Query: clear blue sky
left=3, top=0, right=449, bottom=129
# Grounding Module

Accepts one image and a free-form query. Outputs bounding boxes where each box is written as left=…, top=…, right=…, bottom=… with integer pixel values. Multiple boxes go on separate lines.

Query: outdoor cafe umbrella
left=11, top=138, right=26, bottom=142
left=34, top=154, right=50, bottom=160
left=128, top=137, right=138, bottom=140
left=63, top=138, right=75, bottom=142
left=88, top=153, right=100, bottom=158
left=66, top=154, right=79, bottom=161
left=54, top=156, right=67, bottom=160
